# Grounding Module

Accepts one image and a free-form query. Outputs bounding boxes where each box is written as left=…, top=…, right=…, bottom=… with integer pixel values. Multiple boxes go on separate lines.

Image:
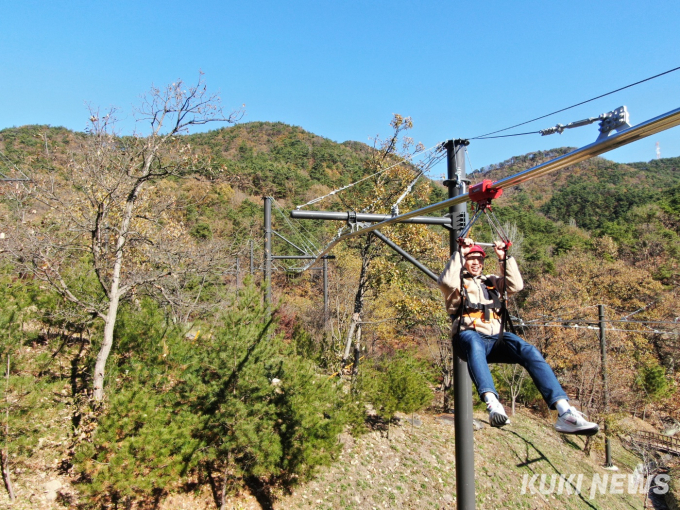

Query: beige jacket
left=437, top=252, right=524, bottom=336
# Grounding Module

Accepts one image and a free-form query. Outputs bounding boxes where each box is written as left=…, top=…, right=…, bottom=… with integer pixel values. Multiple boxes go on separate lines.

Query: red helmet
left=467, top=245, right=487, bottom=258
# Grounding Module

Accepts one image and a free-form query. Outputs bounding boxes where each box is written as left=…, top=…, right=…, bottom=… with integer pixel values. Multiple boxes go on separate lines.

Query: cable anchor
left=540, top=106, right=632, bottom=142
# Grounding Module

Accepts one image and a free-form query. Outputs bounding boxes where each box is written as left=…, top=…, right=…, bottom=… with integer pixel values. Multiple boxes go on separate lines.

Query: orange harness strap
left=465, top=309, right=500, bottom=323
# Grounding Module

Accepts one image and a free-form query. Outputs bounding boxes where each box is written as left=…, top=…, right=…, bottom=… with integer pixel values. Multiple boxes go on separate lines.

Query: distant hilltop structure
left=656, top=141, right=661, bottom=159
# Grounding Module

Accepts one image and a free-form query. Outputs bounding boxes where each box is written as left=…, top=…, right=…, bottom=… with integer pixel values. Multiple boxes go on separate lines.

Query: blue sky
left=1, top=0, right=679, bottom=176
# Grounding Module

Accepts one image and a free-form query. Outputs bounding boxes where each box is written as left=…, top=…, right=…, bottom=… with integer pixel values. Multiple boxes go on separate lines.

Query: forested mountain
left=0, top=120, right=678, bottom=508
left=6, top=122, right=674, bottom=266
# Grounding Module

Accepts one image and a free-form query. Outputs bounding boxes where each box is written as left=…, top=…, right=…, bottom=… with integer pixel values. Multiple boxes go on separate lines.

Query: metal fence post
left=264, top=197, right=272, bottom=308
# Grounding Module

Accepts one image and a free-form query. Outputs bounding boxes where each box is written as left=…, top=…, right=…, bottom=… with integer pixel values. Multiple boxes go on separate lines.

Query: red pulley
left=468, top=179, right=503, bottom=206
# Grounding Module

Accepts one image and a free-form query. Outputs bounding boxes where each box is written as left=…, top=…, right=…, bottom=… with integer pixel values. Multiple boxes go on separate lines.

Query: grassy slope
left=0, top=411, right=665, bottom=510
left=274, top=409, right=647, bottom=510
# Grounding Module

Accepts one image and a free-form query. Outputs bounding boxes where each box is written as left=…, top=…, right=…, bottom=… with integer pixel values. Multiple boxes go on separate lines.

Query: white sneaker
left=487, top=400, right=509, bottom=427
left=554, top=408, right=599, bottom=436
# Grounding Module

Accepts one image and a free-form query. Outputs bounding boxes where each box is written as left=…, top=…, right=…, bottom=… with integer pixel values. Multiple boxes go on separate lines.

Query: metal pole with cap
left=445, top=139, right=476, bottom=510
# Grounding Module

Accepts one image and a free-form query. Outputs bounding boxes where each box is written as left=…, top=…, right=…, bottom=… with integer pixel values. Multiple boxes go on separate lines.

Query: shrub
left=74, top=286, right=353, bottom=506
left=190, top=222, right=213, bottom=240
left=360, top=352, right=434, bottom=423
left=636, top=363, right=672, bottom=401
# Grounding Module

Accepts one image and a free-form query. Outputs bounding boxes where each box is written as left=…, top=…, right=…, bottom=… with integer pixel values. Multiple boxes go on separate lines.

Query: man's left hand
left=494, top=241, right=507, bottom=260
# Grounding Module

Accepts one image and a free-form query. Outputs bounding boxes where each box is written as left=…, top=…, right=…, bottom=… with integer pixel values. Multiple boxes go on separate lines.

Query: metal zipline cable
left=470, top=64, right=680, bottom=140
left=329, top=148, right=447, bottom=241
left=294, top=142, right=444, bottom=210
left=378, top=148, right=446, bottom=215
left=369, top=147, right=446, bottom=216
left=279, top=205, right=320, bottom=253
left=272, top=200, right=321, bottom=257
left=518, top=323, right=679, bottom=336
left=512, top=304, right=679, bottom=335
left=473, top=130, right=542, bottom=140
left=520, top=317, right=680, bottom=326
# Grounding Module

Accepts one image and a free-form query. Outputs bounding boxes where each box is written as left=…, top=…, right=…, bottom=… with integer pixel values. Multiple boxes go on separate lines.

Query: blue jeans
left=453, top=330, right=568, bottom=409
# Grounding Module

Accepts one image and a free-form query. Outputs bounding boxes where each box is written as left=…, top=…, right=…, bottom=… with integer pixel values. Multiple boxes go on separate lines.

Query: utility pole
left=599, top=304, right=613, bottom=468
left=445, top=138, right=475, bottom=510
left=264, top=197, right=272, bottom=308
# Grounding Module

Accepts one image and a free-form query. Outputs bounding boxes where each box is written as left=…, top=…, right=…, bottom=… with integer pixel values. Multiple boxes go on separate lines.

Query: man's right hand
left=459, top=237, right=474, bottom=257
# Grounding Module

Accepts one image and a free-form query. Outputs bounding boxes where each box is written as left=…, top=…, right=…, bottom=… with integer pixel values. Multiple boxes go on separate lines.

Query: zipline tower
left=288, top=104, right=680, bottom=510
left=263, top=196, right=332, bottom=324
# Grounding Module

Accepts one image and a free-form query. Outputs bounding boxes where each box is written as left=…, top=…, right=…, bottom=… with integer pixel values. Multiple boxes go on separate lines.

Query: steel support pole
left=250, top=240, right=254, bottom=275
left=291, top=210, right=452, bottom=226
left=323, top=257, right=329, bottom=328
left=372, top=230, right=438, bottom=282
left=446, top=139, right=475, bottom=510
left=599, top=304, right=613, bottom=467
left=264, top=197, right=273, bottom=308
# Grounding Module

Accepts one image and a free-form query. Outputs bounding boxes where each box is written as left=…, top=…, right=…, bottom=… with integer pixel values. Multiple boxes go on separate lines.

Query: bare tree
left=496, top=363, right=528, bottom=415
left=5, top=75, right=243, bottom=401
left=419, top=317, right=454, bottom=410
left=337, top=115, right=438, bottom=377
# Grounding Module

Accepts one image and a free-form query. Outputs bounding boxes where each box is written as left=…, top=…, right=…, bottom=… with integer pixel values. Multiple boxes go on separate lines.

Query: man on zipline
left=438, top=237, right=599, bottom=435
